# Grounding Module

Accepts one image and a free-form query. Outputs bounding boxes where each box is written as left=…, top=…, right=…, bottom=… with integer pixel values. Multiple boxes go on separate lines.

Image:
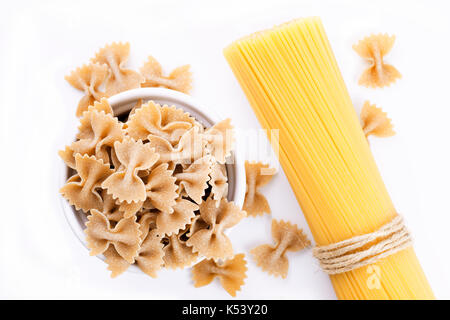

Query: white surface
left=1, top=0, right=449, bottom=299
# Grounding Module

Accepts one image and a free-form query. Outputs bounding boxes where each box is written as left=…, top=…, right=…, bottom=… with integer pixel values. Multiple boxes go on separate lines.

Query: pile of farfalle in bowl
left=59, top=96, right=247, bottom=286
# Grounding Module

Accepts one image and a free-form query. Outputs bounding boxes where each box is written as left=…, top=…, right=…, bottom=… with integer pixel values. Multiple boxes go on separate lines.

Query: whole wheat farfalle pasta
left=209, top=163, right=228, bottom=205
left=163, top=229, right=198, bottom=269
left=85, top=209, right=141, bottom=264
left=353, top=34, right=402, bottom=88
left=250, top=219, right=310, bottom=279
left=148, top=127, right=206, bottom=166
left=360, top=101, right=395, bottom=139
left=243, top=161, right=277, bottom=217
left=60, top=154, right=114, bottom=212
left=204, top=118, right=234, bottom=164
left=101, top=137, right=159, bottom=203
left=191, top=253, right=248, bottom=297
left=140, top=56, right=192, bottom=93
left=135, top=228, right=164, bottom=278
left=60, top=48, right=251, bottom=289
left=145, top=163, right=178, bottom=213
left=65, top=63, right=109, bottom=117
left=88, top=98, right=114, bottom=115
left=187, top=197, right=246, bottom=260
left=126, top=101, right=197, bottom=145
left=103, top=211, right=158, bottom=278
left=91, top=42, right=143, bottom=96
left=70, top=109, right=125, bottom=165
left=156, top=198, right=198, bottom=236
left=175, top=156, right=212, bottom=204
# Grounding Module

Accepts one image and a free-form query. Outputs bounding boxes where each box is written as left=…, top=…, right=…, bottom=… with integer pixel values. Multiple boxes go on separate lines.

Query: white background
left=1, top=0, right=449, bottom=299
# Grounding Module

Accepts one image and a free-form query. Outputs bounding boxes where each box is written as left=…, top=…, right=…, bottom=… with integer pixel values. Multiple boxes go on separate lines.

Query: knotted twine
left=312, top=215, right=412, bottom=275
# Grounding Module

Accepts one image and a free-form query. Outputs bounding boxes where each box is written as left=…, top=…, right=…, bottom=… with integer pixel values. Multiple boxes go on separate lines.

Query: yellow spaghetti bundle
left=224, top=17, right=433, bottom=299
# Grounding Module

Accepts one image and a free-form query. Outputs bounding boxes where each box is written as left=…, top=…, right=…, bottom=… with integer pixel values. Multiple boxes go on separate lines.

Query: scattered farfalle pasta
left=243, top=161, right=277, bottom=217
left=250, top=219, right=310, bottom=279
left=187, top=197, right=246, bottom=260
left=60, top=66, right=246, bottom=293
left=65, top=43, right=192, bottom=117
left=191, top=253, right=248, bottom=297
left=353, top=34, right=402, bottom=88
left=140, top=56, right=192, bottom=93
left=91, top=42, right=143, bottom=96
left=360, top=101, right=395, bottom=139
left=65, top=63, right=109, bottom=117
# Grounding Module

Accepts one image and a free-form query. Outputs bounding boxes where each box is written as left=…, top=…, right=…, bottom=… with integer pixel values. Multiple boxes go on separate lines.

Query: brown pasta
left=135, top=228, right=164, bottom=278
left=60, top=48, right=247, bottom=283
left=140, top=56, right=192, bottom=93
left=144, top=163, right=178, bottom=213
left=156, top=198, right=198, bottom=236
left=87, top=98, right=114, bottom=115
left=360, top=101, right=395, bottom=138
left=71, top=109, right=125, bottom=164
left=60, top=154, right=114, bottom=212
left=353, top=34, right=402, bottom=88
left=209, top=163, right=228, bottom=204
left=187, top=197, right=246, bottom=260
left=85, top=209, right=141, bottom=264
left=126, top=101, right=197, bottom=145
left=175, top=156, right=212, bottom=204
left=250, top=219, right=310, bottom=279
left=91, top=42, right=143, bottom=96
left=191, top=254, right=247, bottom=297
left=163, top=230, right=198, bottom=269
left=204, top=118, right=234, bottom=164
left=65, top=63, right=109, bottom=117
left=101, top=137, right=159, bottom=203
left=243, top=161, right=276, bottom=217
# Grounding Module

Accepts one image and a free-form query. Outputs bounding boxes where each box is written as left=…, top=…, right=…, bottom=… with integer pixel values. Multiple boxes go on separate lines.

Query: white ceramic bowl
left=60, top=87, right=246, bottom=273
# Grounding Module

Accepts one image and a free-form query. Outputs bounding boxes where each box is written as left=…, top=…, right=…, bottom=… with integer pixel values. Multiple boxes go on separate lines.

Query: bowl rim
left=60, top=87, right=246, bottom=274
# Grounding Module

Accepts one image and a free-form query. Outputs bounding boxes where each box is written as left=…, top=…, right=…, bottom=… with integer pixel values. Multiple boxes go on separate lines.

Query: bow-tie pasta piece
left=204, top=119, right=234, bottom=164
left=175, top=156, right=212, bottom=204
left=209, top=163, right=228, bottom=205
left=186, top=197, right=246, bottom=260
left=163, top=230, right=198, bottom=269
left=103, top=246, right=131, bottom=278
left=102, top=137, right=159, bottom=203
left=148, top=127, right=206, bottom=166
left=91, top=42, right=143, bottom=96
left=58, top=146, right=77, bottom=169
left=156, top=198, right=198, bottom=236
left=191, top=253, right=247, bottom=297
left=187, top=214, right=209, bottom=238
left=360, top=101, right=395, bottom=139
left=101, top=190, right=125, bottom=222
left=140, top=56, right=192, bottom=94
left=135, top=228, right=164, bottom=278
left=65, top=63, right=108, bottom=117
left=117, top=199, right=144, bottom=219
left=126, top=101, right=197, bottom=145
left=85, top=209, right=141, bottom=264
left=102, top=211, right=157, bottom=278
left=250, top=219, right=310, bottom=279
left=353, top=34, right=402, bottom=88
left=71, top=109, right=124, bottom=164
left=243, top=161, right=277, bottom=217
left=87, top=98, right=114, bottom=115
left=60, top=154, right=114, bottom=212
left=145, top=163, right=178, bottom=213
